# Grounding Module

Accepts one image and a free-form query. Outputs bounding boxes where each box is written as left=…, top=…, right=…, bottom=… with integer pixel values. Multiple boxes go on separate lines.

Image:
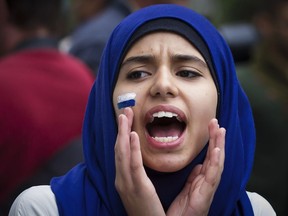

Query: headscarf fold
left=51, top=4, right=255, bottom=215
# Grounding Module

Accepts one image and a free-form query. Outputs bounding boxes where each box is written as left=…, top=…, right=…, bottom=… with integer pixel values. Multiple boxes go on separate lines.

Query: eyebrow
left=121, top=55, right=154, bottom=68
left=171, top=54, right=209, bottom=70
left=121, top=54, right=209, bottom=70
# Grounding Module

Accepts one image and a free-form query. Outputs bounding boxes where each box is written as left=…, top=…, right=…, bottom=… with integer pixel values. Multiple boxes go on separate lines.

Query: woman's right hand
left=114, top=107, right=165, bottom=216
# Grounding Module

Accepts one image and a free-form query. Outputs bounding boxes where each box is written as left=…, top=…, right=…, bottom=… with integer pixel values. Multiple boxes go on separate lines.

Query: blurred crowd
left=0, top=0, right=287, bottom=215
left=0, top=0, right=94, bottom=214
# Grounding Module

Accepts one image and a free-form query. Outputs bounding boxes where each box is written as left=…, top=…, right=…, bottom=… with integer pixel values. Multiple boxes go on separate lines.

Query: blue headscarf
left=51, top=4, right=255, bottom=215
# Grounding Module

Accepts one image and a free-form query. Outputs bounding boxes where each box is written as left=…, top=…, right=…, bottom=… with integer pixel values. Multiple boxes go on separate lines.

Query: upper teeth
left=152, top=111, right=178, bottom=118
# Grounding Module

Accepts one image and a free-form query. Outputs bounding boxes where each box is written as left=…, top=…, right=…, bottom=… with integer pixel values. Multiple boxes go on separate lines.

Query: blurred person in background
left=0, top=0, right=94, bottom=214
left=234, top=0, right=288, bottom=215
left=60, top=0, right=116, bottom=75
left=64, top=0, right=190, bottom=76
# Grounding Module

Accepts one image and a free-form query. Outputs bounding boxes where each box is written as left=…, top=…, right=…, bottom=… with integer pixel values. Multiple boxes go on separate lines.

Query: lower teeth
left=153, top=136, right=178, bottom=143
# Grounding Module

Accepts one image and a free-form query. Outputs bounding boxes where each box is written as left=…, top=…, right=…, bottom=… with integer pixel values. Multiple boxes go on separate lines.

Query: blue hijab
left=51, top=4, right=255, bottom=215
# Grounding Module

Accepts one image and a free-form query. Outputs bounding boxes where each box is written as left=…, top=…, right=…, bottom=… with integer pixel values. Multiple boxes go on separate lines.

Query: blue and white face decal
left=117, top=92, right=136, bottom=109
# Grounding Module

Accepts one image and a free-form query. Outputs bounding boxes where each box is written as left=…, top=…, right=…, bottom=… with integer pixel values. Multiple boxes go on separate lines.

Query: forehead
left=124, top=31, right=204, bottom=60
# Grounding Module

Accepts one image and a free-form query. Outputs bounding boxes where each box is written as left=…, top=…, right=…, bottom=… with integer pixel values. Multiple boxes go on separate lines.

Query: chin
left=144, top=156, right=190, bottom=173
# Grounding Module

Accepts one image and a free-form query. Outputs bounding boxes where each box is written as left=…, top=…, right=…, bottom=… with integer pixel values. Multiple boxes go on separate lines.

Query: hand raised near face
left=115, top=109, right=225, bottom=216
left=114, top=107, right=165, bottom=216
left=167, top=119, right=226, bottom=216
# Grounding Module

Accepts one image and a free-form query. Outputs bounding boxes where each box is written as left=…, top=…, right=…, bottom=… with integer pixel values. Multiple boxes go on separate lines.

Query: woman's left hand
left=167, top=119, right=226, bottom=216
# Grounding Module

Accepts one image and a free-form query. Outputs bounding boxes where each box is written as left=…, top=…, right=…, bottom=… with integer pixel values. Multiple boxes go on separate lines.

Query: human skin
left=113, top=32, right=226, bottom=215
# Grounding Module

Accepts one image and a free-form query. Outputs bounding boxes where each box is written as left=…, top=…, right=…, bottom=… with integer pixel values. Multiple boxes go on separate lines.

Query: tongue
left=149, top=122, right=182, bottom=137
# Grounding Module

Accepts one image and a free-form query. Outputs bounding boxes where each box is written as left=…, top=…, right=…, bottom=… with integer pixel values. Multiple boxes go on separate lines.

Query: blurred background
left=1, top=0, right=287, bottom=215
left=192, top=1, right=288, bottom=215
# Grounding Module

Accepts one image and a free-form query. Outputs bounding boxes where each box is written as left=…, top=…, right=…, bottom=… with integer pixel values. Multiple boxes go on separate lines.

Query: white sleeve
left=8, top=185, right=59, bottom=216
left=247, top=191, right=276, bottom=216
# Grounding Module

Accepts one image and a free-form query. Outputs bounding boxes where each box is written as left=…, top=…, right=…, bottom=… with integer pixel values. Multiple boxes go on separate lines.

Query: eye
left=176, top=70, right=201, bottom=78
left=127, top=71, right=150, bottom=80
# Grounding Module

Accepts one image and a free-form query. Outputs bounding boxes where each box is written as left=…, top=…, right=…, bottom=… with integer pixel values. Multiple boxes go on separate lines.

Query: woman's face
left=113, top=32, right=218, bottom=172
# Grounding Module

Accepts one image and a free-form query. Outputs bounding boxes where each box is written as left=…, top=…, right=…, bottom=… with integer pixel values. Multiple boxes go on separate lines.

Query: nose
left=150, top=67, right=179, bottom=98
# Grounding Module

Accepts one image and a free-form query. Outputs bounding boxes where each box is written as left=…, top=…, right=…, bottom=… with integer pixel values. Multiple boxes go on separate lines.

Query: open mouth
left=146, top=111, right=186, bottom=143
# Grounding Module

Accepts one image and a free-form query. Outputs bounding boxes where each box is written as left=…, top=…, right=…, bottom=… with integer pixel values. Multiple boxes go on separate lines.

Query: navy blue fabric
left=51, top=4, right=255, bottom=216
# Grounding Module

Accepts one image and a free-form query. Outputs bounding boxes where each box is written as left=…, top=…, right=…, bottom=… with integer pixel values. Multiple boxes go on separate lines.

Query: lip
left=144, top=104, right=187, bottom=149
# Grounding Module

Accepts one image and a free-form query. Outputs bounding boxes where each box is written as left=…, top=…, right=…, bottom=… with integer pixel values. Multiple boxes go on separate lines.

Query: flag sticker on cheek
left=117, top=92, right=136, bottom=109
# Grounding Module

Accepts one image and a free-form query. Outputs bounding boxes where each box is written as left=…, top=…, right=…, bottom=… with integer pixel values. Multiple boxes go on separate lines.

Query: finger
left=115, top=114, right=132, bottom=183
left=115, top=114, right=131, bottom=160
left=199, top=147, right=221, bottom=197
left=130, top=132, right=157, bottom=191
left=115, top=108, right=135, bottom=168
left=208, top=118, right=220, bottom=151
left=199, top=128, right=226, bottom=196
left=180, top=165, right=202, bottom=196
left=123, top=107, right=134, bottom=133
left=130, top=132, right=143, bottom=174
left=201, top=119, right=219, bottom=174
left=216, top=128, right=226, bottom=172
left=216, top=127, right=225, bottom=150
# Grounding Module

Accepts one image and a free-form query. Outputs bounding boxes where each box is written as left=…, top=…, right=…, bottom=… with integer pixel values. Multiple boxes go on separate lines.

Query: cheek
left=189, top=87, right=217, bottom=116
left=204, top=84, right=218, bottom=112
left=205, top=91, right=218, bottom=115
left=112, top=85, right=123, bottom=121
left=112, top=95, right=119, bottom=116
left=130, top=96, right=145, bottom=128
